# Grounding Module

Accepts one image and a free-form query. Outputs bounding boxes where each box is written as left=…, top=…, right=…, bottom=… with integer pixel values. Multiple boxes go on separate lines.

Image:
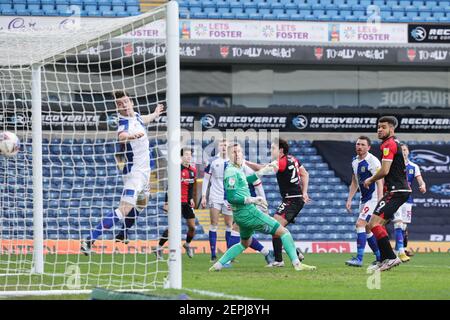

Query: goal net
left=0, top=2, right=181, bottom=295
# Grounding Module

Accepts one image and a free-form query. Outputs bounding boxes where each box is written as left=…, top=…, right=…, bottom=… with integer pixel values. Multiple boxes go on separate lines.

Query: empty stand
left=0, top=0, right=141, bottom=17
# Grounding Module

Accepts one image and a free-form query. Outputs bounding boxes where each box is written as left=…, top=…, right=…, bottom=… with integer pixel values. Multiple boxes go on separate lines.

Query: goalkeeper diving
left=209, top=143, right=316, bottom=271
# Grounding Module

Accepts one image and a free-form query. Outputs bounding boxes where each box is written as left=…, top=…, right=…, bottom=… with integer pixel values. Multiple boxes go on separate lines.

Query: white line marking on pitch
left=184, top=288, right=262, bottom=300
left=403, top=265, right=450, bottom=269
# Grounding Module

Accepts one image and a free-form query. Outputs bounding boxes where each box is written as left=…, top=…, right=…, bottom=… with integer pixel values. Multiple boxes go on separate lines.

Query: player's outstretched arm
left=141, top=103, right=165, bottom=124
left=244, top=160, right=265, bottom=172
left=255, top=161, right=278, bottom=178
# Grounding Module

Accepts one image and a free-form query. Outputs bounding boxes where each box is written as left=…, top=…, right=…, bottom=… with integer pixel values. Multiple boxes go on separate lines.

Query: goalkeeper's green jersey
left=223, top=162, right=258, bottom=212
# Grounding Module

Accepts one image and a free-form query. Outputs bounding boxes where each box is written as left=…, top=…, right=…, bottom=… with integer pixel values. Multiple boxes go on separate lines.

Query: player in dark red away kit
left=364, top=116, right=410, bottom=272
left=156, top=147, right=197, bottom=259
left=247, top=138, right=310, bottom=267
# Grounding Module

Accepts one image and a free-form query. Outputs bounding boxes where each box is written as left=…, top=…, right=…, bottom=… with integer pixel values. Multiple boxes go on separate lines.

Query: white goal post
left=0, top=1, right=181, bottom=296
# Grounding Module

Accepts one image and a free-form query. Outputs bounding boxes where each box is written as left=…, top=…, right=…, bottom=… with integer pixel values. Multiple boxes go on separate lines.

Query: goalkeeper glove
left=255, top=161, right=278, bottom=178
left=257, top=205, right=269, bottom=215
left=244, top=196, right=268, bottom=210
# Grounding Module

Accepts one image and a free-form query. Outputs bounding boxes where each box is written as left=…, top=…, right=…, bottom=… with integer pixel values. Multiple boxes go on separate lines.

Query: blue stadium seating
left=0, top=0, right=441, bottom=21
left=166, top=0, right=447, bottom=22
left=0, top=0, right=139, bottom=16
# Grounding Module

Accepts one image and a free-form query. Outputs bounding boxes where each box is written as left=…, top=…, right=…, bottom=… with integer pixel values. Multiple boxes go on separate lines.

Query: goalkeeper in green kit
left=209, top=143, right=316, bottom=272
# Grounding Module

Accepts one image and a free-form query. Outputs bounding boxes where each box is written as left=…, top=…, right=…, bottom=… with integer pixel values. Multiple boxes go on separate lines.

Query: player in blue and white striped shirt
left=393, top=143, right=426, bottom=261
left=81, top=91, right=163, bottom=255
left=345, top=136, right=384, bottom=267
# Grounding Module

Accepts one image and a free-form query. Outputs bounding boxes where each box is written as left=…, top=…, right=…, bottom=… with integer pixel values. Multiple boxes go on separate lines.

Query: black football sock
left=272, top=236, right=283, bottom=262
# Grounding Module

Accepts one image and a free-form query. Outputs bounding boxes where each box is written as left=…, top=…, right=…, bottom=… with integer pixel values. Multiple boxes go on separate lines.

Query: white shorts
left=121, top=170, right=150, bottom=206
left=358, top=199, right=378, bottom=222
left=209, top=201, right=232, bottom=216
left=394, top=203, right=413, bottom=224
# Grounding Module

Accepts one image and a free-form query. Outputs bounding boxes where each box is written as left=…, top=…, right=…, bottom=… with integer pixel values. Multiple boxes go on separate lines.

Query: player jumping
left=392, top=143, right=426, bottom=261
left=209, top=143, right=316, bottom=272
left=81, top=91, right=164, bottom=255
left=155, top=147, right=198, bottom=259
left=345, top=136, right=383, bottom=267
left=364, top=116, right=411, bottom=272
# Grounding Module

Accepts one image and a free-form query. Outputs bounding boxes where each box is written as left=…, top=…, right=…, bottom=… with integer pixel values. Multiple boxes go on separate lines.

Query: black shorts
left=182, top=203, right=195, bottom=220
left=373, top=191, right=411, bottom=223
left=275, top=197, right=305, bottom=224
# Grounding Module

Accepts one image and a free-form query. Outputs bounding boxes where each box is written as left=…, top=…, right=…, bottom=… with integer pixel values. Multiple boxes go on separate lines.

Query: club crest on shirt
left=383, top=148, right=390, bottom=156
left=228, top=177, right=235, bottom=187
left=361, top=166, right=366, bottom=173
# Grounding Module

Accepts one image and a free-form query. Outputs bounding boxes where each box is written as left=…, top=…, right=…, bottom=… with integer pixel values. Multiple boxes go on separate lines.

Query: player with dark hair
left=364, top=116, right=410, bottom=271
left=81, top=91, right=164, bottom=255
left=209, top=143, right=316, bottom=272
left=345, top=136, right=383, bottom=267
left=156, top=147, right=197, bottom=259
left=246, top=138, right=310, bottom=267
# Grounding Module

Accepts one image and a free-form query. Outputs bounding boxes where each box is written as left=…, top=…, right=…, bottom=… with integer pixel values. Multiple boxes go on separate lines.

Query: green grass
left=1, top=253, right=449, bottom=300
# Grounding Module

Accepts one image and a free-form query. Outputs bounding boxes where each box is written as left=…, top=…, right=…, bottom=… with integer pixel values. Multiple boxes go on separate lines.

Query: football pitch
left=1, top=253, right=449, bottom=300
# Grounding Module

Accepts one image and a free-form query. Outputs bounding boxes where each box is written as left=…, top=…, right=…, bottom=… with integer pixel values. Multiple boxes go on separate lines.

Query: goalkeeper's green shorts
left=234, top=206, right=280, bottom=240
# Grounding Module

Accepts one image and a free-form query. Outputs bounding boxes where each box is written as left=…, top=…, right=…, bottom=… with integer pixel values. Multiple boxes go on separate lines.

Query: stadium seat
left=216, top=0, right=230, bottom=8
left=221, top=12, right=235, bottom=19
left=380, top=10, right=391, bottom=20
left=373, top=0, right=385, bottom=6
left=360, top=0, right=371, bottom=6
left=392, top=8, right=404, bottom=18
left=70, top=0, right=83, bottom=6
left=352, top=4, right=365, bottom=17
left=230, top=1, right=243, bottom=14
left=27, top=0, right=41, bottom=12
left=126, top=3, right=140, bottom=14
left=326, top=4, right=339, bottom=17
left=405, top=6, right=418, bottom=18
left=0, top=1, right=12, bottom=11
left=102, top=10, right=116, bottom=17
left=398, top=0, right=411, bottom=6
left=289, top=13, right=304, bottom=21
left=13, top=0, right=26, bottom=11
left=112, top=0, right=125, bottom=13
left=1, top=7, right=15, bottom=15
left=98, top=0, right=111, bottom=11
left=202, top=0, right=215, bottom=9
left=432, top=8, right=445, bottom=19
left=274, top=12, right=288, bottom=20
left=55, top=0, right=70, bottom=12
left=285, top=3, right=298, bottom=15
left=248, top=12, right=263, bottom=19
